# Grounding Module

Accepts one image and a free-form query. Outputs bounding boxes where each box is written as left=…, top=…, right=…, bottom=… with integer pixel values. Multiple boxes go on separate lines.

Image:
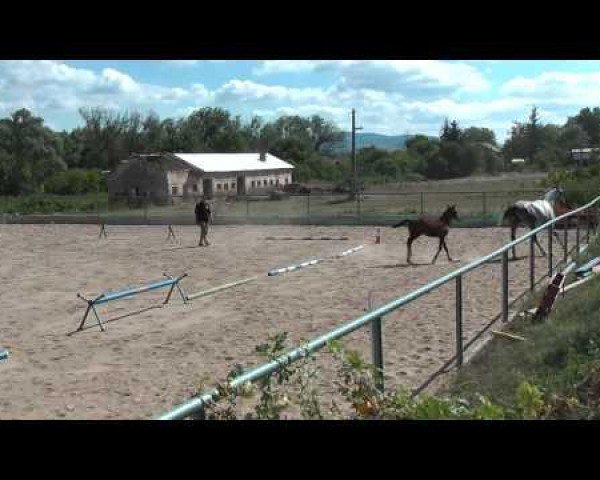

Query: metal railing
left=157, top=195, right=600, bottom=420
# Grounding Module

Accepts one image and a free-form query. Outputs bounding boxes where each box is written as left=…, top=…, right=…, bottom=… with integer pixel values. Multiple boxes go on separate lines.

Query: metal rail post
left=371, top=317, right=384, bottom=392
left=455, top=275, right=463, bottom=367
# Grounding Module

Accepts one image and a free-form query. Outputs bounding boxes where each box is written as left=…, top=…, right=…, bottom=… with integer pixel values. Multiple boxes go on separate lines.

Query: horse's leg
left=442, top=236, right=453, bottom=262
left=533, top=233, right=547, bottom=257
left=406, top=235, right=415, bottom=264
left=511, top=225, right=517, bottom=260
left=552, top=229, right=565, bottom=249
left=432, top=237, right=443, bottom=264
left=528, top=220, right=546, bottom=256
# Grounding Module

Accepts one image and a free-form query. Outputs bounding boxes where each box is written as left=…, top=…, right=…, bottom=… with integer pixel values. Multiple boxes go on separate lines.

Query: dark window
left=217, top=183, right=222, bottom=191
left=251, top=180, right=256, bottom=188
left=193, top=184, right=198, bottom=192
left=270, top=179, right=274, bottom=185
left=224, top=183, right=229, bottom=191
left=171, top=186, right=178, bottom=195
left=285, top=177, right=289, bottom=184
left=231, top=182, right=236, bottom=189
left=263, top=179, right=267, bottom=186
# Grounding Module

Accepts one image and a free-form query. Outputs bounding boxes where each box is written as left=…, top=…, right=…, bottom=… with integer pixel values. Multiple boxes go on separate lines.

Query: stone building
left=107, top=152, right=295, bottom=203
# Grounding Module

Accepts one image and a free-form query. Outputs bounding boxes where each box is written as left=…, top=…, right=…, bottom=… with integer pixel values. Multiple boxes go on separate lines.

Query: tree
left=440, top=118, right=461, bottom=142
left=0, top=108, right=66, bottom=194
left=559, top=123, right=590, bottom=151
left=462, top=127, right=497, bottom=146
left=566, top=107, right=600, bottom=146
left=307, top=115, right=344, bottom=154
left=526, top=106, right=542, bottom=161
left=406, top=135, right=439, bottom=159
left=503, top=122, right=528, bottom=166
left=77, top=107, right=144, bottom=170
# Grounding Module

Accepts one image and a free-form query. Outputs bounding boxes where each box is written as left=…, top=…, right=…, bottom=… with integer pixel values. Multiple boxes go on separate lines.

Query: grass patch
left=447, top=255, right=600, bottom=418
left=0, top=193, right=108, bottom=215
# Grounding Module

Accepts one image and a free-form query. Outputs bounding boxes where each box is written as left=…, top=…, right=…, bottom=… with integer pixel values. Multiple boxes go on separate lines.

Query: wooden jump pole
left=186, top=277, right=257, bottom=301
left=265, top=236, right=350, bottom=241
left=490, top=330, right=526, bottom=342
left=72, top=273, right=187, bottom=333
left=98, top=223, right=177, bottom=241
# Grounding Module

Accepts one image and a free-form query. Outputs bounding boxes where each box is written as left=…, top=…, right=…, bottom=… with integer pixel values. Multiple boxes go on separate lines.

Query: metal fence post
left=548, top=224, right=553, bottom=278
left=502, top=251, right=509, bottom=323
left=563, top=224, right=568, bottom=263
left=420, top=192, right=424, bottom=215
left=371, top=317, right=384, bottom=392
left=455, top=275, right=463, bottom=368
left=576, top=213, right=580, bottom=254
left=529, top=236, right=535, bottom=290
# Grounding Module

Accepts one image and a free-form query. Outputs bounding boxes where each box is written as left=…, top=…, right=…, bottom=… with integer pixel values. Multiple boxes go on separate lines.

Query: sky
left=2, top=60, right=600, bottom=143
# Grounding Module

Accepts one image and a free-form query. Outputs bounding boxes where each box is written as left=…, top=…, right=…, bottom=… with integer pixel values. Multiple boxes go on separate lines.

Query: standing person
left=195, top=196, right=213, bottom=246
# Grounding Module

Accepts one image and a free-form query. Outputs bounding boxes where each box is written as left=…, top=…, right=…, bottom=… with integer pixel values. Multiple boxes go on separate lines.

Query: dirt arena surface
left=0, top=223, right=578, bottom=419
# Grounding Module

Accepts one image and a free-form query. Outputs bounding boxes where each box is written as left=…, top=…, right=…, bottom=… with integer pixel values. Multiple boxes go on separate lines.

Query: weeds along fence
left=157, top=195, right=600, bottom=420
left=3, top=189, right=597, bottom=226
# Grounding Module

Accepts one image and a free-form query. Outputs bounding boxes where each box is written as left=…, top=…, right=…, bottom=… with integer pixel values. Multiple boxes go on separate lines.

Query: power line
left=351, top=108, right=363, bottom=217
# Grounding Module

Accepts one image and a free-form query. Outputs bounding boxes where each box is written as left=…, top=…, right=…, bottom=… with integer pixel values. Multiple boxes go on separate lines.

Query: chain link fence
left=2, top=189, right=597, bottom=226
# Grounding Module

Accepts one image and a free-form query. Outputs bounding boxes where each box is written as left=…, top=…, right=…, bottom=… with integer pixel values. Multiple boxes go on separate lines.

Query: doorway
left=203, top=178, right=213, bottom=199
left=237, top=176, right=246, bottom=195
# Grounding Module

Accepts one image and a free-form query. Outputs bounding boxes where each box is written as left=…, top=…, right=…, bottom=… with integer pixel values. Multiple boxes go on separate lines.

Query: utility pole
left=351, top=108, right=363, bottom=217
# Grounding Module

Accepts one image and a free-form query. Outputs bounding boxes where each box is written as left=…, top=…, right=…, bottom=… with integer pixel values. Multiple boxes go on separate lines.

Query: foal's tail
left=392, top=219, right=410, bottom=228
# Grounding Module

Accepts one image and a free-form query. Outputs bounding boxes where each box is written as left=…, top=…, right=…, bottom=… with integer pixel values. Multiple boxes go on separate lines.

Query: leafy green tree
left=526, top=106, right=542, bottom=161
left=462, top=127, right=497, bottom=146
left=566, top=107, right=600, bottom=145
left=559, top=123, right=590, bottom=151
left=0, top=108, right=66, bottom=194
left=45, top=169, right=106, bottom=194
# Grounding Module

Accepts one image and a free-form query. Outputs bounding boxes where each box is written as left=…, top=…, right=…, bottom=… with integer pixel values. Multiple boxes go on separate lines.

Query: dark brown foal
left=393, top=205, right=459, bottom=264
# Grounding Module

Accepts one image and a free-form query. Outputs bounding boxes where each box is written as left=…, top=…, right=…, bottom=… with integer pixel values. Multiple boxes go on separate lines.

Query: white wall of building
left=244, top=172, right=293, bottom=192
left=167, top=170, right=294, bottom=196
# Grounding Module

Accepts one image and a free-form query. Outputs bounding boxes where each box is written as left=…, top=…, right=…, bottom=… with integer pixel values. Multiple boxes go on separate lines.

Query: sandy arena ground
left=0, top=223, right=580, bottom=419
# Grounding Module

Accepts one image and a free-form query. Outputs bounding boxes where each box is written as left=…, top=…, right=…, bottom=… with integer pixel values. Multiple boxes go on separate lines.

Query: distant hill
left=333, top=132, right=434, bottom=152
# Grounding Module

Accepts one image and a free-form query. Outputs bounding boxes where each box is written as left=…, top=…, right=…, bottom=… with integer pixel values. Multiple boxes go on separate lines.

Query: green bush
left=44, top=169, right=106, bottom=195
left=0, top=193, right=107, bottom=214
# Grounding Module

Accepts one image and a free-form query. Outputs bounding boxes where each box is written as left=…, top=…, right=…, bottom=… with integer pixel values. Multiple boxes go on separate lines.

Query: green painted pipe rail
left=157, top=195, right=600, bottom=420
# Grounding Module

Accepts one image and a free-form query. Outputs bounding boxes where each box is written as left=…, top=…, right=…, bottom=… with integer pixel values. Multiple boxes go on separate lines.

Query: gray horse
left=501, top=187, right=567, bottom=260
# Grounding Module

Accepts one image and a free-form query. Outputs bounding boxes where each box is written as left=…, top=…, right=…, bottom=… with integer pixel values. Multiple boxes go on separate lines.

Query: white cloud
left=0, top=60, right=192, bottom=118
left=254, top=60, right=490, bottom=95
left=213, top=79, right=327, bottom=104
left=253, top=60, right=325, bottom=75
left=403, top=97, right=528, bottom=120
left=500, top=71, right=600, bottom=106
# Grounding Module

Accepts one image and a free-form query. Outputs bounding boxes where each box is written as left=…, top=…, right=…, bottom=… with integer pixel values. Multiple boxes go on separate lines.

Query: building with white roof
left=107, top=151, right=295, bottom=202
left=570, top=148, right=600, bottom=166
